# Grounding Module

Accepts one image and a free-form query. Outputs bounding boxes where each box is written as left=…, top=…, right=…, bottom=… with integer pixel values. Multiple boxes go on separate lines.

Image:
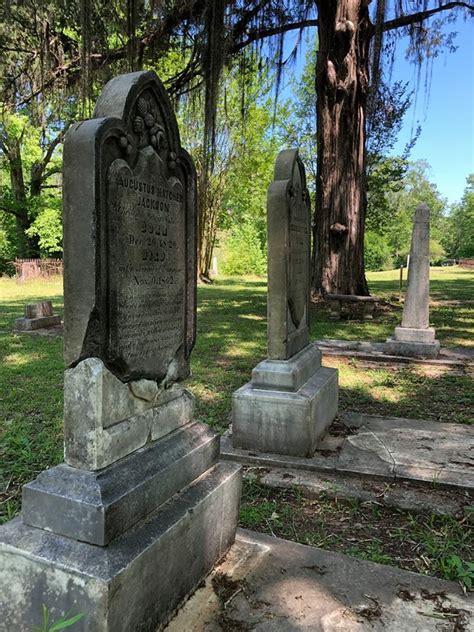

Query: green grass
left=313, top=266, right=474, bottom=347
left=239, top=479, right=474, bottom=588
left=0, top=268, right=473, bottom=524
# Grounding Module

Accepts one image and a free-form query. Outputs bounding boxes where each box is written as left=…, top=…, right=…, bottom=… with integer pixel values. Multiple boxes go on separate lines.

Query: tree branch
left=230, top=19, right=319, bottom=54
left=41, top=130, right=66, bottom=172
left=383, top=2, right=474, bottom=32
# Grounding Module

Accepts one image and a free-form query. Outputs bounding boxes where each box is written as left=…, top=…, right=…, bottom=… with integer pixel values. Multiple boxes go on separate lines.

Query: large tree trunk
left=312, top=0, right=372, bottom=296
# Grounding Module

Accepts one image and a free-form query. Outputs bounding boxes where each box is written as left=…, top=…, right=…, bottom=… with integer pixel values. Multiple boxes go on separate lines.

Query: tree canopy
left=1, top=1, right=473, bottom=284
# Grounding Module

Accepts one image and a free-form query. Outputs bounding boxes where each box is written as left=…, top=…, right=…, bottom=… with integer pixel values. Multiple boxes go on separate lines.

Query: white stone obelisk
left=386, top=203, right=440, bottom=358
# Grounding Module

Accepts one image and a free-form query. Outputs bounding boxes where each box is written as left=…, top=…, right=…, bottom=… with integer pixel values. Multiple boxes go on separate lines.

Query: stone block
left=64, top=357, right=194, bottom=470
left=0, top=462, right=242, bottom=632
left=392, top=326, right=436, bottom=343
left=14, top=314, right=61, bottom=330
left=233, top=366, right=338, bottom=457
left=25, top=301, right=54, bottom=318
left=385, top=338, right=440, bottom=359
left=251, top=343, right=321, bottom=392
left=22, top=422, right=219, bottom=546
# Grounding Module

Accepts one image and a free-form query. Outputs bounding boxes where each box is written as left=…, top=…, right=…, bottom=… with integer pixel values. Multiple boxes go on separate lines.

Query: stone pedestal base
left=0, top=462, right=241, bottom=632
left=233, top=343, right=338, bottom=458
left=22, top=422, right=219, bottom=546
left=14, top=314, right=61, bottom=330
left=386, top=326, right=440, bottom=359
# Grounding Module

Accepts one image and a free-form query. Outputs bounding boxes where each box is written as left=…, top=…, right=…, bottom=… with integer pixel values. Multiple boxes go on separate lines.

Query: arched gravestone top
left=267, top=149, right=311, bottom=360
left=63, top=71, right=197, bottom=383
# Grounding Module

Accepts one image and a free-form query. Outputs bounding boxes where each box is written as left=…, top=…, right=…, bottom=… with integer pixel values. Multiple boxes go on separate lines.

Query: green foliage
left=221, top=221, right=267, bottom=276
left=438, top=555, right=474, bottom=590
left=32, top=605, right=84, bottom=632
left=26, top=195, right=63, bottom=256
left=367, top=160, right=448, bottom=266
left=442, top=175, right=474, bottom=259
left=364, top=230, right=393, bottom=271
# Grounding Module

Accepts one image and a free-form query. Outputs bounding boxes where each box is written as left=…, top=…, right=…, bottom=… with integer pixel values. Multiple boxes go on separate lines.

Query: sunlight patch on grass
left=3, top=351, right=42, bottom=367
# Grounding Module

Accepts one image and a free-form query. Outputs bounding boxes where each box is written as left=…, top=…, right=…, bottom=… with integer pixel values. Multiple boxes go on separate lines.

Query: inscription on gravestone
left=63, top=73, right=196, bottom=382
left=108, top=147, right=185, bottom=377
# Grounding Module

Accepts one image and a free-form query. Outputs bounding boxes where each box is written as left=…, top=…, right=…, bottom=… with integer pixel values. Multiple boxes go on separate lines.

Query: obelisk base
left=386, top=326, right=440, bottom=359
left=0, top=462, right=241, bottom=632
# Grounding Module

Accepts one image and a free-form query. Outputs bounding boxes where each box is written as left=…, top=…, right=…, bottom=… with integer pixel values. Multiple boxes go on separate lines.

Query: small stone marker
left=386, top=203, right=440, bottom=358
left=0, top=71, right=241, bottom=631
left=232, top=149, right=338, bottom=457
left=14, top=300, right=61, bottom=330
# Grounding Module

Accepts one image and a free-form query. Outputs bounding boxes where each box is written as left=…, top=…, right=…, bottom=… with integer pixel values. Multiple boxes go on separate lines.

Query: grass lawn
left=0, top=267, right=473, bottom=583
left=239, top=479, right=474, bottom=590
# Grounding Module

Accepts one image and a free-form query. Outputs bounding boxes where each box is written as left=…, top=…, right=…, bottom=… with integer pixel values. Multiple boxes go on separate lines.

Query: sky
left=390, top=16, right=474, bottom=204
left=281, top=12, right=474, bottom=206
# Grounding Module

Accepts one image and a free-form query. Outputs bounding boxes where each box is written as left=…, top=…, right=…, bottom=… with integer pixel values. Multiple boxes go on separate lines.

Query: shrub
left=365, top=231, right=393, bottom=271
left=220, top=221, right=266, bottom=276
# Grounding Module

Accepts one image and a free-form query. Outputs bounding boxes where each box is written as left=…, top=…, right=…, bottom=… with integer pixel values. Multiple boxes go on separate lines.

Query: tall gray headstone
left=0, top=71, right=241, bottom=631
left=232, top=149, right=338, bottom=457
left=386, top=203, right=440, bottom=358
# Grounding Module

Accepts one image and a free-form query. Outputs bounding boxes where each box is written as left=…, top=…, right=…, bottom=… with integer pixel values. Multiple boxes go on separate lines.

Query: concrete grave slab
left=315, top=339, right=471, bottom=368
left=166, top=529, right=473, bottom=631
left=223, top=412, right=474, bottom=493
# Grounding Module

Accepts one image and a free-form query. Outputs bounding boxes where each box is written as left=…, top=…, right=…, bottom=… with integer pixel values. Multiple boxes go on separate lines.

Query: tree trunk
left=312, top=0, right=372, bottom=296
left=8, top=139, right=35, bottom=258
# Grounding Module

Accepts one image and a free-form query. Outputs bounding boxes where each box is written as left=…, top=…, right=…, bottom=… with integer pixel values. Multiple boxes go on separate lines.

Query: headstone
left=14, top=300, right=61, bottom=330
left=386, top=203, right=440, bottom=358
left=232, top=149, right=338, bottom=457
left=0, top=71, right=241, bottom=631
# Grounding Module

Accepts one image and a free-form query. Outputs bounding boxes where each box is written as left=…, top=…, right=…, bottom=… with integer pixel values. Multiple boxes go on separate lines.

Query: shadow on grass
left=0, top=333, right=64, bottom=523
left=336, top=363, right=473, bottom=425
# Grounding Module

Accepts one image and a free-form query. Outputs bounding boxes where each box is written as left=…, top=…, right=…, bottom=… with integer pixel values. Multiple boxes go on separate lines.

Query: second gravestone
left=0, top=71, right=241, bottom=631
left=233, top=149, right=338, bottom=457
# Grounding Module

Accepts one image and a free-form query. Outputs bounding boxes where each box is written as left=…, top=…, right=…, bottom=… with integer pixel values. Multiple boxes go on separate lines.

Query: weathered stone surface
left=385, top=338, right=441, bottom=359
left=232, top=150, right=338, bottom=458
left=387, top=204, right=439, bottom=358
left=25, top=301, right=54, bottom=318
left=22, top=422, right=219, bottom=546
left=244, top=467, right=470, bottom=516
left=393, top=326, right=436, bottom=343
left=167, top=529, right=474, bottom=631
left=0, top=462, right=242, bottom=632
left=14, top=314, right=61, bottom=330
left=0, top=71, right=242, bottom=632
left=233, top=366, right=338, bottom=458
left=14, top=300, right=61, bottom=330
left=402, top=204, right=430, bottom=329
left=224, top=412, right=474, bottom=494
left=267, top=149, right=311, bottom=360
left=64, top=357, right=194, bottom=470
left=251, top=342, right=322, bottom=392
left=63, top=71, right=197, bottom=383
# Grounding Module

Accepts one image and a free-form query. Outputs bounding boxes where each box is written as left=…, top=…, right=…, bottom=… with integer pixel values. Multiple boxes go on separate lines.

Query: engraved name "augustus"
left=118, top=176, right=183, bottom=202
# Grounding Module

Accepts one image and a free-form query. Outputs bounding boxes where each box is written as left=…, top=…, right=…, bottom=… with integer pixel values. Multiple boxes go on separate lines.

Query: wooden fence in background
left=14, top=258, right=63, bottom=281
